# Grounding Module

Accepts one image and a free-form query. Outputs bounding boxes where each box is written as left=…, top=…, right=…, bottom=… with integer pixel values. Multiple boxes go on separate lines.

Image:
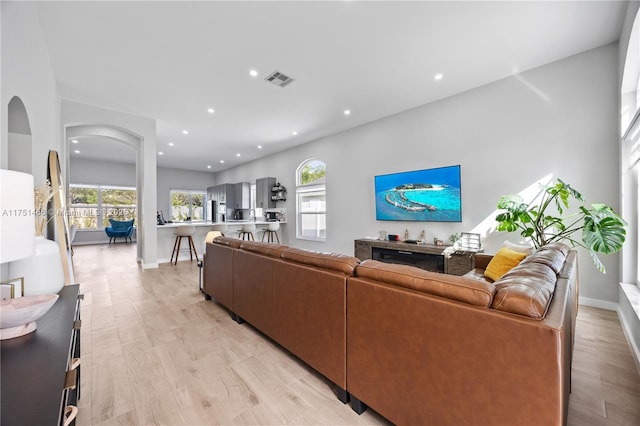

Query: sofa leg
left=336, top=387, right=349, bottom=404
left=350, top=396, right=367, bottom=415
left=204, top=293, right=212, bottom=301
left=233, top=314, right=245, bottom=324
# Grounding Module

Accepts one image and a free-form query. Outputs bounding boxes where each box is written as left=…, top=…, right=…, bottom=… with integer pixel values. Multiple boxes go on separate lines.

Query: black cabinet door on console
left=1, top=285, right=81, bottom=426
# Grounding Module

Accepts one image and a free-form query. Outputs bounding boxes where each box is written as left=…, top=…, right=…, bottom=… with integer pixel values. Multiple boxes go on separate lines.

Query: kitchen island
left=157, top=220, right=286, bottom=263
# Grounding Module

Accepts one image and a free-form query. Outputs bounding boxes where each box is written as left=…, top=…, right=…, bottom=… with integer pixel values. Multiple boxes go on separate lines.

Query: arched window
left=296, top=159, right=326, bottom=241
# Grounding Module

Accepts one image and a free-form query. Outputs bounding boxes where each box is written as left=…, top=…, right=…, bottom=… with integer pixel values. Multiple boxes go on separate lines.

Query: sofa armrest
left=474, top=253, right=493, bottom=270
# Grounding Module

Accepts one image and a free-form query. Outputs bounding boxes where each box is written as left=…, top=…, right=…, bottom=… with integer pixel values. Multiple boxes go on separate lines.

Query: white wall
left=1, top=2, right=62, bottom=281
left=8, top=133, right=32, bottom=174
left=217, top=43, right=621, bottom=304
left=1, top=1, right=62, bottom=183
left=70, top=158, right=136, bottom=188
left=156, top=166, right=217, bottom=217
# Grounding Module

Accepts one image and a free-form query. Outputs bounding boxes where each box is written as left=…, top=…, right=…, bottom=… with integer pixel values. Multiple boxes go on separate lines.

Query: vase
left=9, top=236, right=64, bottom=296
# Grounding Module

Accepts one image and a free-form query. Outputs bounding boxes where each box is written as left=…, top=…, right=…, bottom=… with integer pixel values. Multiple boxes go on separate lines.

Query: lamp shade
left=0, top=169, right=35, bottom=263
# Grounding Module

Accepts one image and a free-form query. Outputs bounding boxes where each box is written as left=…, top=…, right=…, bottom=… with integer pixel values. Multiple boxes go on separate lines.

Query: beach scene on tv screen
left=375, top=165, right=462, bottom=222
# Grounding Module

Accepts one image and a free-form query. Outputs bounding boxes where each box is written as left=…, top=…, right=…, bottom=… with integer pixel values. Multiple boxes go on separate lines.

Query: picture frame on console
left=1, top=277, right=24, bottom=300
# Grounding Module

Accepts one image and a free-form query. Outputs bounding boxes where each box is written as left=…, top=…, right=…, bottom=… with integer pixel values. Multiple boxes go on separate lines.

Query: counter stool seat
left=261, top=222, right=280, bottom=243
left=171, top=225, right=199, bottom=265
left=211, top=224, right=228, bottom=236
left=238, top=223, right=256, bottom=241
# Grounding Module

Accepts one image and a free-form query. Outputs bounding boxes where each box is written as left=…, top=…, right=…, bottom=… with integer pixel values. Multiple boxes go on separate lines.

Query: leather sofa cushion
left=281, top=248, right=360, bottom=275
left=519, top=243, right=568, bottom=274
left=537, top=242, right=570, bottom=256
left=491, top=245, right=567, bottom=319
left=355, top=260, right=496, bottom=307
left=212, top=236, right=243, bottom=248
left=239, top=240, right=287, bottom=258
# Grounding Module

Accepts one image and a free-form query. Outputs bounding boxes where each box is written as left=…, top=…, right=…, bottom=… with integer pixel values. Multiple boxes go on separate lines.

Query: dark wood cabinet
left=354, top=239, right=479, bottom=275
left=1, top=285, right=81, bottom=426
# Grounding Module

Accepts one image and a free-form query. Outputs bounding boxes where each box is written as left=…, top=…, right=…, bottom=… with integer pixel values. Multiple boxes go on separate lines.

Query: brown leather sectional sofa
left=203, top=237, right=359, bottom=402
left=203, top=237, right=578, bottom=426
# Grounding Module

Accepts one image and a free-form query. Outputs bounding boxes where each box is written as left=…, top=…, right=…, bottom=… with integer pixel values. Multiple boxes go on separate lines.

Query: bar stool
left=171, top=225, right=199, bottom=265
left=261, top=222, right=280, bottom=243
left=211, top=223, right=228, bottom=236
left=238, top=223, right=256, bottom=241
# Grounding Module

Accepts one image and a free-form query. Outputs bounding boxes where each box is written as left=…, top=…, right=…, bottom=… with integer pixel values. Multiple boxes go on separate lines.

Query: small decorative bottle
left=403, top=229, right=409, bottom=241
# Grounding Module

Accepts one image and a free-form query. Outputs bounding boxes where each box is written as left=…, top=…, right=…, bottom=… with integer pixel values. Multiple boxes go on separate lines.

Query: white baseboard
left=141, top=260, right=159, bottom=269
left=578, top=296, right=618, bottom=311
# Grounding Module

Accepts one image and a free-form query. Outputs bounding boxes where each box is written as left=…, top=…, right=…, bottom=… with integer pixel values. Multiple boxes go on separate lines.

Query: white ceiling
left=35, top=1, right=627, bottom=172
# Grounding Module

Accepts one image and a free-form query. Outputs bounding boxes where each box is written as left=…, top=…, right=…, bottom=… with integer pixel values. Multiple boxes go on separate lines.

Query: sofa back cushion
left=212, top=236, right=243, bottom=248
left=240, top=240, right=288, bottom=258
left=490, top=244, right=568, bottom=319
left=355, top=260, right=496, bottom=307
left=281, top=247, right=360, bottom=275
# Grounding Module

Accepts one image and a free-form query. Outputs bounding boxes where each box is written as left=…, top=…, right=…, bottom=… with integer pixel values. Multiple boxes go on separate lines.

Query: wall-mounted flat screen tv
left=375, top=164, right=462, bottom=222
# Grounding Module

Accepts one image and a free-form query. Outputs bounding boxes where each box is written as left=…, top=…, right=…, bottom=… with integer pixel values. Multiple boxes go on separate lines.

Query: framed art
left=1, top=277, right=24, bottom=299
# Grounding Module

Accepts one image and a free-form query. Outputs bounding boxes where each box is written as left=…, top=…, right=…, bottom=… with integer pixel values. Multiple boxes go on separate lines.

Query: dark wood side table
left=1, top=284, right=81, bottom=426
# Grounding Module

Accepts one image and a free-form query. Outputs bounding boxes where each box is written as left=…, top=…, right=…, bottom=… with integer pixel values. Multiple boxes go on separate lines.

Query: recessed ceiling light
left=236, top=153, right=241, bottom=157
left=257, top=145, right=263, bottom=149
left=434, top=73, right=443, bottom=80
left=71, top=139, right=78, bottom=144
left=168, top=142, right=174, bottom=147
left=207, top=165, right=212, bottom=169
left=292, top=131, right=298, bottom=136
left=158, top=151, right=164, bottom=155
left=249, top=69, right=258, bottom=77
left=344, top=109, right=351, bottom=115
left=220, top=160, right=225, bottom=164
left=207, top=108, right=215, bottom=114
left=74, top=150, right=80, bottom=154
left=182, top=130, right=189, bottom=135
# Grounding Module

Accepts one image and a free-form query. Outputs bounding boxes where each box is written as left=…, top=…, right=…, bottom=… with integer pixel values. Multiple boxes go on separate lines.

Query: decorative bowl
left=0, top=294, right=59, bottom=340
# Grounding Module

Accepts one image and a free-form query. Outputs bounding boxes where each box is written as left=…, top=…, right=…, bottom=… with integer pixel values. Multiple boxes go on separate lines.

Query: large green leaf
left=581, top=204, right=627, bottom=254
left=496, top=194, right=528, bottom=213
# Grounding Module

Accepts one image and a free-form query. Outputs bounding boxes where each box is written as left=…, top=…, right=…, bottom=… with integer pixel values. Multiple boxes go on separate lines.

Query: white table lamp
left=0, top=169, right=35, bottom=263
left=0, top=169, right=58, bottom=340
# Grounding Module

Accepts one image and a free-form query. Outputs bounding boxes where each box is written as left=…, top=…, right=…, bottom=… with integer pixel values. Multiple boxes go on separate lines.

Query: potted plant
left=494, top=179, right=626, bottom=273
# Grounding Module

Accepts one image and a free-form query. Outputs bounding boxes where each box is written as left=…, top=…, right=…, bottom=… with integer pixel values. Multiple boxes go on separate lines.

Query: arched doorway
left=7, top=96, right=32, bottom=173
left=65, top=124, right=145, bottom=263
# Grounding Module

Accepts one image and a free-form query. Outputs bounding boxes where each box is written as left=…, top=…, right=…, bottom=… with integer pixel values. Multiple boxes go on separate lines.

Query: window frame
left=296, top=159, right=327, bottom=242
left=170, top=189, right=207, bottom=222
left=622, top=9, right=640, bottom=287
left=69, top=184, right=137, bottom=230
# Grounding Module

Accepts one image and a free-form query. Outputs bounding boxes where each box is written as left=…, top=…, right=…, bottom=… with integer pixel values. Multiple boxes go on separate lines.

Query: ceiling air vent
left=265, top=70, right=295, bottom=88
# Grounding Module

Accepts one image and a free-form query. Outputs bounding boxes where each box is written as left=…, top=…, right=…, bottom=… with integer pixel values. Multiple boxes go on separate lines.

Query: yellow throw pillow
left=484, top=247, right=528, bottom=282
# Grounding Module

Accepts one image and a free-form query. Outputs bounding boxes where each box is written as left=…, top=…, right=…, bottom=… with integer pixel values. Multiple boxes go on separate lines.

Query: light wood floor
left=72, top=243, right=640, bottom=426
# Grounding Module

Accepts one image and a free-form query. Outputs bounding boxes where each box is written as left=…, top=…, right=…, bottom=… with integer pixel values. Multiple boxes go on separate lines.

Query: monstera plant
left=495, top=179, right=627, bottom=273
